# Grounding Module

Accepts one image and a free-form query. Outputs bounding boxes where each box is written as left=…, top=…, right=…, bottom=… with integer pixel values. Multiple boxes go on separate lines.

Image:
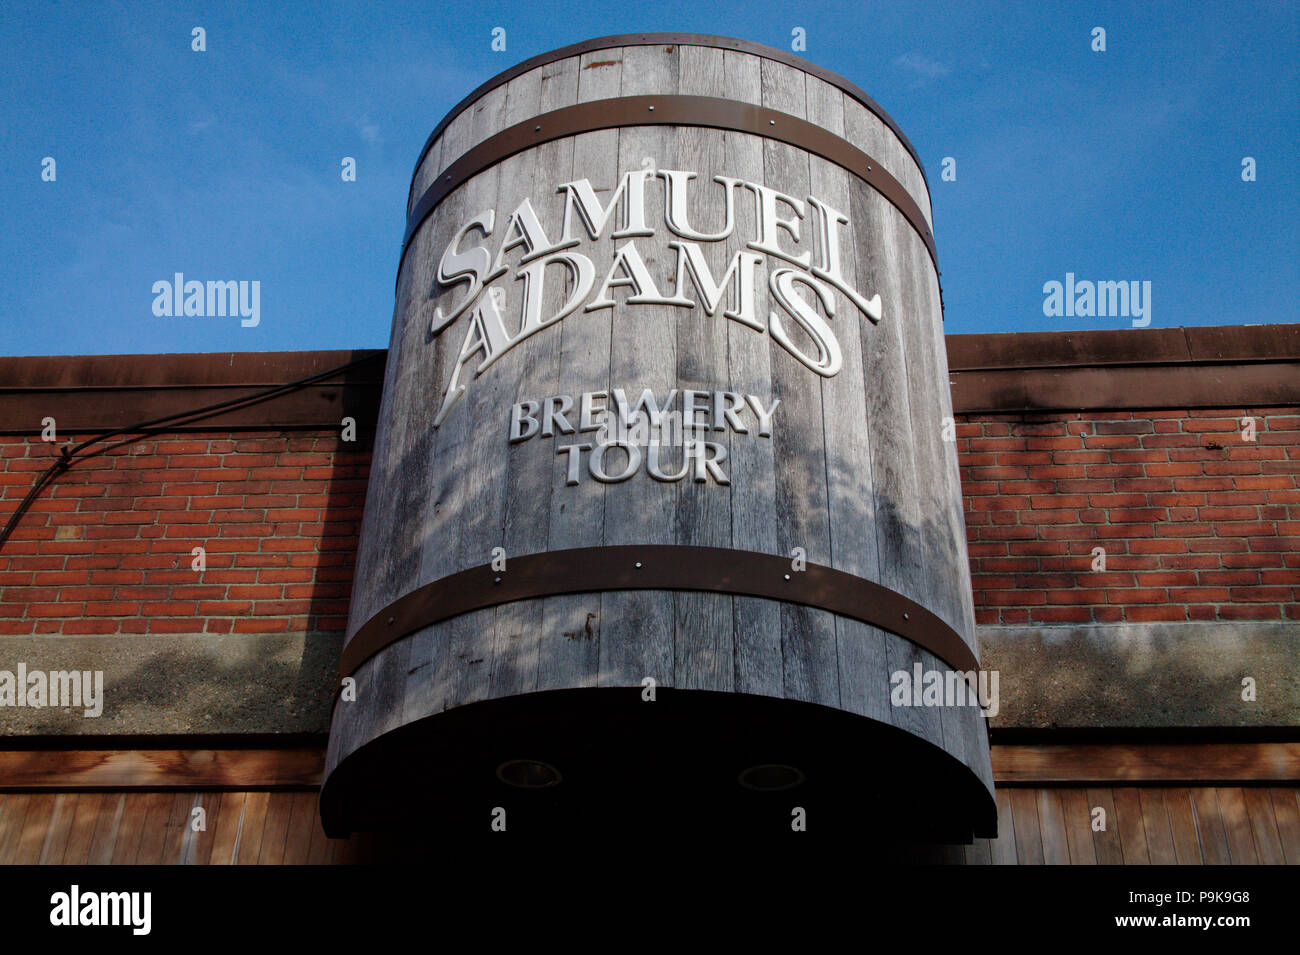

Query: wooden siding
left=1, top=786, right=1295, bottom=865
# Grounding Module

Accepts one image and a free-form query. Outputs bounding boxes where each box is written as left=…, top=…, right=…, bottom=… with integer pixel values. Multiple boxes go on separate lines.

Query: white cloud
left=893, top=52, right=951, bottom=80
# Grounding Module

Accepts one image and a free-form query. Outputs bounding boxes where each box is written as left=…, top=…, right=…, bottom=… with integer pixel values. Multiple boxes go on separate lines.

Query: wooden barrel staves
left=323, top=33, right=996, bottom=843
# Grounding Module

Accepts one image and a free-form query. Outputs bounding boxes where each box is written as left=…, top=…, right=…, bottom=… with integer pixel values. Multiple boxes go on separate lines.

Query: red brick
left=1136, top=571, right=1197, bottom=587
left=1169, top=587, right=1231, bottom=602
left=1030, top=607, right=1094, bottom=623
left=147, top=618, right=206, bottom=633
left=980, top=590, right=1046, bottom=606
left=1094, top=420, right=1153, bottom=435
left=1108, top=588, right=1167, bottom=604
left=1229, top=586, right=1292, bottom=602
left=83, top=601, right=140, bottom=616
left=26, top=603, right=84, bottom=618
left=232, top=617, right=290, bottom=633
left=59, top=619, right=121, bottom=635
left=1140, top=434, right=1202, bottom=449
left=1197, top=570, right=1260, bottom=586
left=1216, top=521, right=1276, bottom=537
left=1181, top=419, right=1239, bottom=433
left=1124, top=606, right=1187, bottom=622
left=1199, top=506, right=1260, bottom=521
left=1087, top=464, right=1147, bottom=478
left=1218, top=605, right=1281, bottom=620
left=1045, top=589, right=1107, bottom=605
left=1235, top=476, right=1291, bottom=490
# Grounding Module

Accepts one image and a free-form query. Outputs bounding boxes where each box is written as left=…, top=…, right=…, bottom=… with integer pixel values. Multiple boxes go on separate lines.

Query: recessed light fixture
left=738, top=764, right=805, bottom=791
left=496, top=759, right=562, bottom=789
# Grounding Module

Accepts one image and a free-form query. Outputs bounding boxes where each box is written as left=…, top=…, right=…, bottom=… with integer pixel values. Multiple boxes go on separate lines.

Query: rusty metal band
left=399, top=94, right=938, bottom=290
left=406, top=33, right=931, bottom=210
left=336, top=545, right=977, bottom=680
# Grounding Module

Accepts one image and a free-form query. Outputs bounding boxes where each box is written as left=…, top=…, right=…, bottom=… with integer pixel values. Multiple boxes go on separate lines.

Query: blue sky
left=1, top=0, right=1295, bottom=356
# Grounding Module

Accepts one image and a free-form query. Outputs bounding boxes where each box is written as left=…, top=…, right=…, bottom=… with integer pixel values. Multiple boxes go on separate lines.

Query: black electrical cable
left=0, top=351, right=385, bottom=553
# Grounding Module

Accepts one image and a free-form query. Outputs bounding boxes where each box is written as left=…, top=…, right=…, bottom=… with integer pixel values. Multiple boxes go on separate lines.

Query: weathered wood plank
left=206, top=790, right=245, bottom=865
left=132, top=792, right=175, bottom=864
left=37, top=793, right=76, bottom=864
left=1058, top=788, right=1097, bottom=864
left=233, top=790, right=270, bottom=865
left=1009, top=787, right=1044, bottom=864
left=182, top=793, right=218, bottom=866
left=61, top=791, right=103, bottom=864
left=722, top=49, right=781, bottom=698
left=108, top=793, right=148, bottom=865
left=0, top=794, right=31, bottom=865
left=990, top=788, right=1018, bottom=865
left=964, top=837, right=993, bottom=865
left=1267, top=788, right=1300, bottom=864
left=1086, top=788, right=1124, bottom=864
left=672, top=48, right=734, bottom=692
left=281, top=791, right=318, bottom=865
left=1164, top=788, right=1204, bottom=865
left=991, top=742, right=1300, bottom=784
left=1139, top=788, right=1177, bottom=865
left=1190, top=788, right=1232, bottom=865
left=1036, top=789, right=1071, bottom=864
left=1216, top=787, right=1260, bottom=864
left=1112, top=788, right=1151, bottom=864
left=534, top=48, right=624, bottom=694
left=596, top=43, right=681, bottom=688
left=86, top=792, right=125, bottom=865
left=1241, top=786, right=1286, bottom=864
left=0, top=747, right=325, bottom=789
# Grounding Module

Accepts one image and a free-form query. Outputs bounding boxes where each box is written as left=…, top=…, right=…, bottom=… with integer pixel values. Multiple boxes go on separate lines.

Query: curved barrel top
left=406, top=32, right=931, bottom=204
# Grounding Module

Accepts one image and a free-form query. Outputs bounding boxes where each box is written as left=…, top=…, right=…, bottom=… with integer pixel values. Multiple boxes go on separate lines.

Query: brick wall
left=0, top=432, right=369, bottom=639
left=2, top=406, right=1297, bottom=640
left=958, top=409, right=1300, bottom=626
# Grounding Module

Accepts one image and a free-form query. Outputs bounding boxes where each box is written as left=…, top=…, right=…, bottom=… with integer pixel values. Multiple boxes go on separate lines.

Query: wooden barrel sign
left=323, top=33, right=996, bottom=843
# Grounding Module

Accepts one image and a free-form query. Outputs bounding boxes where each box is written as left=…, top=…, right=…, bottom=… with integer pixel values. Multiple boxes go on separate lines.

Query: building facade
left=1, top=35, right=1297, bottom=863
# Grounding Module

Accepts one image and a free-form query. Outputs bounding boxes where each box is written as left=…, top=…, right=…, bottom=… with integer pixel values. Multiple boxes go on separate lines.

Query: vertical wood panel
left=86, top=793, right=126, bottom=865
left=1058, top=789, right=1097, bottom=865
left=1216, top=787, right=1259, bottom=864
left=1036, top=789, right=1071, bottom=864
left=182, top=793, right=219, bottom=865
left=207, top=791, right=245, bottom=865
left=0, top=795, right=30, bottom=865
left=1241, top=786, right=1285, bottom=864
left=1139, top=789, right=1177, bottom=865
left=990, top=789, right=1018, bottom=865
left=672, top=49, right=735, bottom=693
left=1190, top=788, right=1232, bottom=865
left=281, top=791, right=319, bottom=865
left=61, top=792, right=103, bottom=864
left=760, top=56, right=838, bottom=710
left=964, top=837, right=993, bottom=865
left=1164, top=788, right=1203, bottom=865
left=1086, top=788, right=1124, bottom=864
left=534, top=49, right=623, bottom=695
left=108, top=793, right=148, bottom=864
left=1112, top=788, right=1150, bottom=864
left=722, top=49, right=781, bottom=699
left=257, top=792, right=294, bottom=864
left=1267, top=788, right=1300, bottom=865
left=37, top=793, right=76, bottom=864
left=131, top=792, right=174, bottom=864
left=234, top=790, right=270, bottom=865
left=1009, top=787, right=1044, bottom=864
left=596, top=43, right=681, bottom=689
